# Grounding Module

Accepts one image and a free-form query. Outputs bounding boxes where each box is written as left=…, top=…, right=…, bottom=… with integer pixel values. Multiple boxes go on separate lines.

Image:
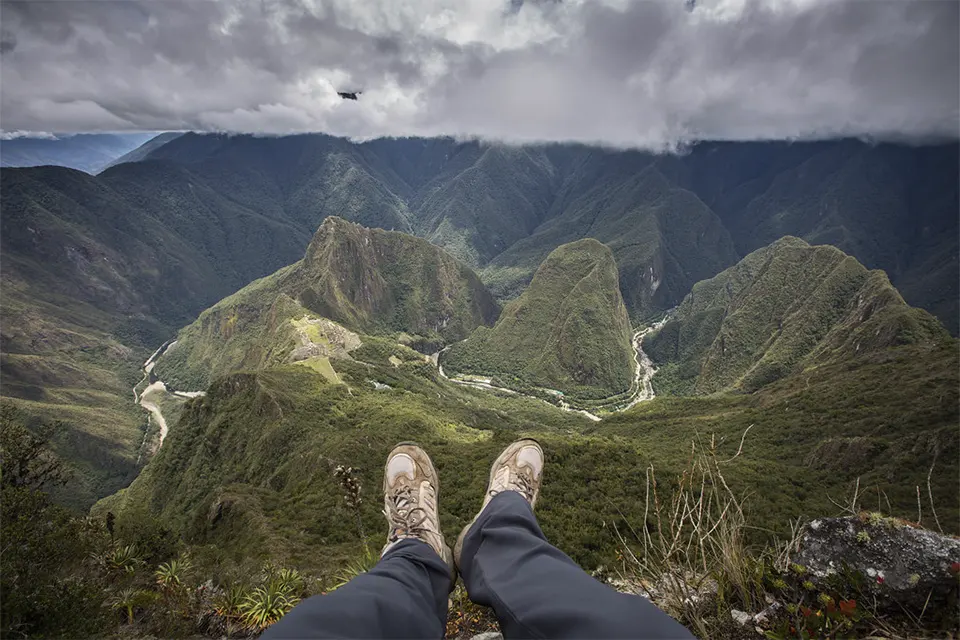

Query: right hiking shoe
left=453, top=438, right=544, bottom=568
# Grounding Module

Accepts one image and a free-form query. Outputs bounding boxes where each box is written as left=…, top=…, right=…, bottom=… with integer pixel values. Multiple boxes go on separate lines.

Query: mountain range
left=645, top=236, right=950, bottom=395
left=93, top=218, right=958, bottom=587
left=0, top=133, right=157, bottom=174
left=2, top=132, right=958, bottom=639
left=154, top=216, right=498, bottom=391
left=113, top=133, right=960, bottom=330
left=0, top=132, right=956, bottom=514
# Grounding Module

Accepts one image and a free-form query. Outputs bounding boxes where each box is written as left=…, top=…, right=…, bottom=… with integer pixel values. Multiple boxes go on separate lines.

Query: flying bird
left=338, top=91, right=361, bottom=101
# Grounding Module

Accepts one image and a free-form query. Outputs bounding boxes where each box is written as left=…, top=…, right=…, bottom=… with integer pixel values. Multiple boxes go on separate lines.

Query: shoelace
left=385, top=485, right=430, bottom=540
left=490, top=468, right=536, bottom=502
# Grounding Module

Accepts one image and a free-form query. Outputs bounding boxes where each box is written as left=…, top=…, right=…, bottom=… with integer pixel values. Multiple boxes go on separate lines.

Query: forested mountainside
left=92, top=229, right=957, bottom=632
left=645, top=237, right=951, bottom=395
left=0, top=133, right=156, bottom=173
left=0, top=164, right=309, bottom=507
left=132, top=133, right=958, bottom=332
left=1, top=135, right=956, bottom=508
left=5, top=211, right=957, bottom=638
left=153, top=217, right=499, bottom=391
left=443, top=239, right=634, bottom=400
left=101, top=132, right=184, bottom=171
left=96, top=230, right=960, bottom=571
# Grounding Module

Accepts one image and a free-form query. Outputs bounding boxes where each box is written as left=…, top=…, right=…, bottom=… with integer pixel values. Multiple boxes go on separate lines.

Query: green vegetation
left=99, top=328, right=958, bottom=582
left=8, top=345, right=955, bottom=639
left=0, top=162, right=313, bottom=507
left=295, top=217, right=500, bottom=340
left=3, top=136, right=956, bottom=509
left=645, top=237, right=951, bottom=394
left=612, top=440, right=957, bottom=639
left=445, top=239, right=635, bottom=400
left=105, top=133, right=960, bottom=330
left=0, top=134, right=960, bottom=520
left=4, top=133, right=958, bottom=640
left=687, top=141, right=959, bottom=334
left=155, top=217, right=499, bottom=390
left=482, top=158, right=740, bottom=321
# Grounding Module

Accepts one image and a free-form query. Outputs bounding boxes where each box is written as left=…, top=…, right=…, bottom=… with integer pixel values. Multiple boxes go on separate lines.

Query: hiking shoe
left=381, top=442, right=455, bottom=576
left=454, top=438, right=544, bottom=568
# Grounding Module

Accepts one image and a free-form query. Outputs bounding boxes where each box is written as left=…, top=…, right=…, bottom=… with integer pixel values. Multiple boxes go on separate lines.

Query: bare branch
left=926, top=452, right=943, bottom=534
left=916, top=485, right=923, bottom=526
left=720, top=424, right=754, bottom=464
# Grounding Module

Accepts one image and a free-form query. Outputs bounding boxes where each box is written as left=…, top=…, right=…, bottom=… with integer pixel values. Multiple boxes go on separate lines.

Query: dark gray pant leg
left=459, top=492, right=695, bottom=639
left=263, top=540, right=450, bottom=639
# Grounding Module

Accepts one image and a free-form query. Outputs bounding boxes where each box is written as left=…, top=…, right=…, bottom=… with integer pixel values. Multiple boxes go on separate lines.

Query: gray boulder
left=793, top=515, right=960, bottom=614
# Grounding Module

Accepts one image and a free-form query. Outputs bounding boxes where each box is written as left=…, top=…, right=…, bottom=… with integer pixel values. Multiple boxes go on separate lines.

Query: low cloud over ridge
left=1, top=0, right=957, bottom=148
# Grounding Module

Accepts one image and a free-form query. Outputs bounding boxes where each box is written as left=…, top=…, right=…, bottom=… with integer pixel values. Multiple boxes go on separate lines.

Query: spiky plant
left=214, top=583, right=248, bottom=619
left=238, top=580, right=299, bottom=630
left=331, top=547, right=378, bottom=591
left=95, top=544, right=143, bottom=576
left=273, top=568, right=305, bottom=597
left=109, top=587, right=158, bottom=625
left=155, top=557, right=193, bottom=590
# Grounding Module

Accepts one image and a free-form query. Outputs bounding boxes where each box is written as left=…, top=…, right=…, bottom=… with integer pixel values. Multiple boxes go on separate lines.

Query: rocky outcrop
left=793, top=515, right=960, bottom=615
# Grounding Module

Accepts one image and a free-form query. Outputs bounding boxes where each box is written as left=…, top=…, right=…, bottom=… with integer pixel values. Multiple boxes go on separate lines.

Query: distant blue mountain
left=0, top=133, right=157, bottom=174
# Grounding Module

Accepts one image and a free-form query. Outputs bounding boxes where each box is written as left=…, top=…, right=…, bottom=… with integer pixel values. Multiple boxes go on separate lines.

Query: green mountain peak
left=443, top=238, right=634, bottom=400
left=155, top=217, right=499, bottom=389
left=645, top=236, right=950, bottom=395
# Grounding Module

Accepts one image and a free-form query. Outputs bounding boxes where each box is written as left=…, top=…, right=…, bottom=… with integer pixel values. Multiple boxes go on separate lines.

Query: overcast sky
left=1, top=0, right=957, bottom=148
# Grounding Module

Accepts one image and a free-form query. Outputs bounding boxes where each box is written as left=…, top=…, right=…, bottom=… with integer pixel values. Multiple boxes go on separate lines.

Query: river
left=134, top=315, right=669, bottom=452
left=133, top=340, right=204, bottom=457
left=431, top=314, right=672, bottom=421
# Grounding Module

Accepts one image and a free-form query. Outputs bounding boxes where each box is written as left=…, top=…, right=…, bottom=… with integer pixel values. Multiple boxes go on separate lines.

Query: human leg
left=263, top=539, right=450, bottom=639
left=264, top=443, right=454, bottom=639
left=455, top=440, right=694, bottom=639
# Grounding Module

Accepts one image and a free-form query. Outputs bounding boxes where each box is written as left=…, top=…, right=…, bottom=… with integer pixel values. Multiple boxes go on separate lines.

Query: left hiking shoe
left=381, top=442, right=455, bottom=577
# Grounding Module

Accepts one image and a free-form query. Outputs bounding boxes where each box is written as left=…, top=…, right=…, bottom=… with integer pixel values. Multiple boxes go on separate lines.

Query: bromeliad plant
left=155, top=557, right=193, bottom=591
left=96, top=544, right=144, bottom=576
left=214, top=583, right=249, bottom=637
left=108, top=587, right=159, bottom=625
left=232, top=565, right=307, bottom=631
left=237, top=579, right=299, bottom=630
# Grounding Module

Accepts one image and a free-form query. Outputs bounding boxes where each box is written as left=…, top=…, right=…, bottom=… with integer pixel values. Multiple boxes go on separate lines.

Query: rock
left=793, top=515, right=960, bottom=615
left=731, top=609, right=752, bottom=626
left=469, top=633, right=503, bottom=640
left=752, top=601, right=782, bottom=627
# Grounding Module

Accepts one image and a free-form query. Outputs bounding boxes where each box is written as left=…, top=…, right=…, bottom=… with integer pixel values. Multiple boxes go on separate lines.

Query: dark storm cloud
left=1, top=0, right=957, bottom=148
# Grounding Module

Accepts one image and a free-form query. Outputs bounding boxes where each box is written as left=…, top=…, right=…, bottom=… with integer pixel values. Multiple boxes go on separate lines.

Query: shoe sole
left=384, top=441, right=455, bottom=573
left=454, top=438, right=543, bottom=570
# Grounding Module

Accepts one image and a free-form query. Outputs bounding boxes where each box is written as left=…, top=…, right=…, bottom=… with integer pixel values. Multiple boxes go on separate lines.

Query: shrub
left=238, top=579, right=299, bottom=631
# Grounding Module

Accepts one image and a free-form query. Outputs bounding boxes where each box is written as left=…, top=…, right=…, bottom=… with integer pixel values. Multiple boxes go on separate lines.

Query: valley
left=3, top=2, right=958, bottom=636
left=134, top=340, right=206, bottom=453
left=437, top=315, right=671, bottom=420
left=2, top=133, right=957, bottom=640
